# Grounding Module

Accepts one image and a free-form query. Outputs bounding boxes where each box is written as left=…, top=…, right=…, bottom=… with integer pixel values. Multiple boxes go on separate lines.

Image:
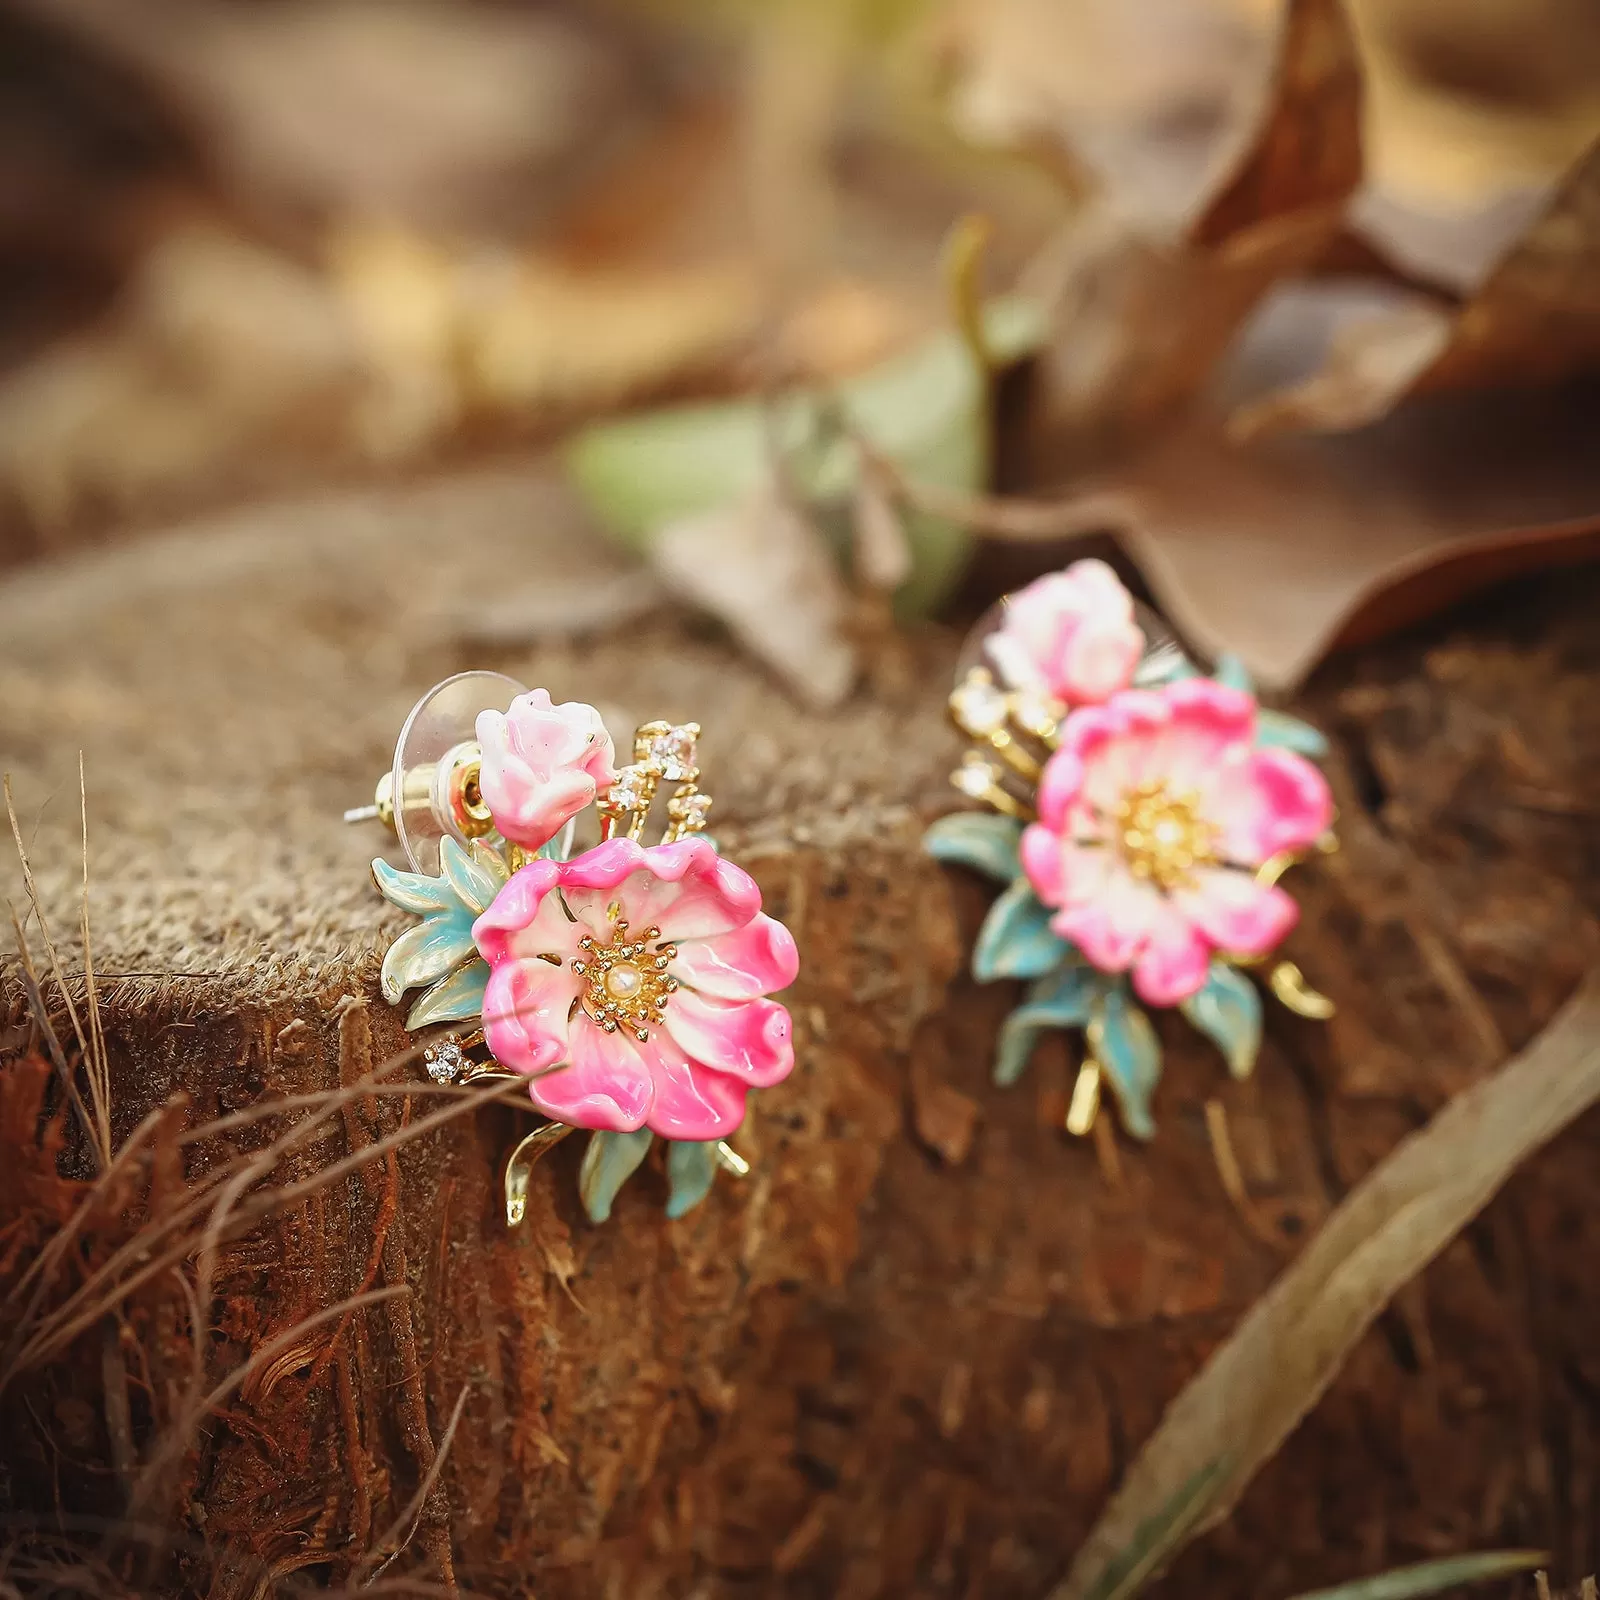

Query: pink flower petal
left=557, top=837, right=761, bottom=943
left=481, top=958, right=580, bottom=1077
left=1062, top=619, right=1144, bottom=703
left=1052, top=864, right=1161, bottom=971
left=1213, top=748, right=1334, bottom=865
left=640, top=1032, right=749, bottom=1140
left=1036, top=748, right=1087, bottom=833
left=663, top=990, right=794, bottom=1087
left=1148, top=678, right=1256, bottom=791
left=472, top=861, right=571, bottom=965
left=1022, top=826, right=1110, bottom=911
left=476, top=689, right=616, bottom=850
left=1132, top=902, right=1212, bottom=1006
left=1175, top=867, right=1298, bottom=956
left=526, top=1014, right=654, bottom=1132
left=669, top=913, right=798, bottom=1000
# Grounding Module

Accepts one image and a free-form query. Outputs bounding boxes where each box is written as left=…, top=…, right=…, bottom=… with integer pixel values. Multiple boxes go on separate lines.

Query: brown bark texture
left=1, top=465, right=1598, bottom=1599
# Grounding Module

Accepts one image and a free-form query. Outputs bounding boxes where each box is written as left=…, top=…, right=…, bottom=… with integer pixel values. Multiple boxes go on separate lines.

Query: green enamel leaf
left=380, top=914, right=476, bottom=1003
left=579, top=1128, right=655, bottom=1223
left=664, top=1140, right=720, bottom=1219
left=404, top=959, right=489, bottom=1030
left=1213, top=653, right=1254, bottom=694
left=468, top=837, right=512, bottom=889
left=1284, top=1551, right=1548, bottom=1600
left=371, top=856, right=457, bottom=915
left=973, top=878, right=1067, bottom=982
left=922, top=811, right=1025, bottom=883
left=1090, top=985, right=1162, bottom=1141
left=994, top=965, right=1102, bottom=1085
left=440, top=836, right=502, bottom=915
left=1256, top=708, right=1330, bottom=759
left=537, top=818, right=577, bottom=863
left=1180, top=962, right=1264, bottom=1079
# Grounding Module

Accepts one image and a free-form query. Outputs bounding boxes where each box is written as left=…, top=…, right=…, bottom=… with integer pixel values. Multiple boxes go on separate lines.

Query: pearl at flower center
left=604, top=963, right=644, bottom=1001
left=571, top=921, right=680, bottom=1043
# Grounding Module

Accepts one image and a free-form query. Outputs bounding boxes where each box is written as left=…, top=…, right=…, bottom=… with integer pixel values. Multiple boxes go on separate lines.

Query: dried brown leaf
left=1026, top=0, right=1364, bottom=448
left=648, top=483, right=857, bottom=710
left=1054, top=391, right=1600, bottom=689
left=1055, top=972, right=1600, bottom=1600
left=1234, top=135, right=1600, bottom=438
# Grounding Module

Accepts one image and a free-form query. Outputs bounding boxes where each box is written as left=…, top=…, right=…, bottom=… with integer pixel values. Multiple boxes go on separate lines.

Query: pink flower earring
left=928, top=562, right=1337, bottom=1141
left=348, top=674, right=798, bottom=1223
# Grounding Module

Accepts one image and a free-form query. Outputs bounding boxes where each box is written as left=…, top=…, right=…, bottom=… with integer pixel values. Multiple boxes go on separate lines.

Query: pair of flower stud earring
left=349, top=559, right=1336, bottom=1226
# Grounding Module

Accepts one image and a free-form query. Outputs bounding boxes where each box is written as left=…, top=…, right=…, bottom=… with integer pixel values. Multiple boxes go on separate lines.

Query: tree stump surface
left=2, top=467, right=1598, bottom=1598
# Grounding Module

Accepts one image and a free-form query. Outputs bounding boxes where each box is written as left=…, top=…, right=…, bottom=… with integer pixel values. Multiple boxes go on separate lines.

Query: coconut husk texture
left=2, top=466, right=1598, bottom=1598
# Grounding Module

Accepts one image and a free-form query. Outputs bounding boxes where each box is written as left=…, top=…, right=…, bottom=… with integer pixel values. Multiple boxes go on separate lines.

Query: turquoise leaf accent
left=371, top=856, right=457, bottom=915
left=579, top=1129, right=655, bottom=1223
left=1214, top=653, right=1254, bottom=693
left=1180, top=962, right=1263, bottom=1079
left=973, top=879, right=1069, bottom=981
left=537, top=818, right=577, bottom=862
left=439, top=836, right=507, bottom=915
left=923, top=812, right=1025, bottom=883
left=1090, top=985, right=1162, bottom=1140
left=1256, top=708, right=1330, bottom=759
left=380, top=915, right=477, bottom=1002
left=994, top=964, right=1103, bottom=1085
left=664, top=1140, right=720, bottom=1219
left=405, top=960, right=489, bottom=1030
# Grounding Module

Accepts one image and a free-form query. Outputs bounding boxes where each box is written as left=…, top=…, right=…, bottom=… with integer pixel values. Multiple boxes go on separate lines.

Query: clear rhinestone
left=607, top=765, right=654, bottom=811
left=423, top=1037, right=465, bottom=1084
left=952, top=756, right=999, bottom=798
left=1010, top=688, right=1064, bottom=740
left=949, top=671, right=1009, bottom=736
left=639, top=724, right=699, bottom=780
left=669, top=791, right=713, bottom=829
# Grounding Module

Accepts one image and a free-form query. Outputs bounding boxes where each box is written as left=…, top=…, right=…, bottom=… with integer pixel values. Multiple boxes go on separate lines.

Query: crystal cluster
left=598, top=720, right=712, bottom=842
left=423, top=1035, right=466, bottom=1083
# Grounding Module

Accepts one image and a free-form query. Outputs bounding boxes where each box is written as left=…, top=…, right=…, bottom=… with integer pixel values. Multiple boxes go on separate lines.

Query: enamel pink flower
left=475, top=689, right=617, bottom=851
left=988, top=559, right=1144, bottom=705
left=1020, top=679, right=1333, bottom=1007
left=473, top=837, right=799, bottom=1139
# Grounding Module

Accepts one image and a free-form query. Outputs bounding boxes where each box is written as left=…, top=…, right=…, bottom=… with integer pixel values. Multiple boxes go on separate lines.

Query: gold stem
left=504, top=1122, right=574, bottom=1225
left=1269, top=961, right=1336, bottom=1019
left=988, top=730, right=1043, bottom=782
left=713, top=1141, right=750, bottom=1177
left=1065, top=1057, right=1102, bottom=1137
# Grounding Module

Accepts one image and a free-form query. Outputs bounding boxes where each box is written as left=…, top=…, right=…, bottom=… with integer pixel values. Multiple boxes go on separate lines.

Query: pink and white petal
left=472, top=861, right=570, bottom=965
left=1021, top=826, right=1111, bottom=911
left=559, top=837, right=761, bottom=944
left=1061, top=620, right=1143, bottom=703
left=670, top=913, right=798, bottom=1000
left=1035, top=748, right=1087, bottom=833
left=527, top=1014, right=654, bottom=1132
left=641, top=1034, right=750, bottom=1140
left=1212, top=747, right=1334, bottom=865
left=1082, top=691, right=1170, bottom=804
left=481, top=959, right=581, bottom=1077
left=1051, top=865, right=1161, bottom=971
left=1175, top=867, right=1298, bottom=956
left=663, top=990, right=794, bottom=1088
left=1132, top=902, right=1212, bottom=1006
left=1150, top=679, right=1256, bottom=790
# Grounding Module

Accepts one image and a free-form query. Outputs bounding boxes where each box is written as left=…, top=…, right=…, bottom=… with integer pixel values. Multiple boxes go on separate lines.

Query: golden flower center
left=571, top=921, right=679, bottom=1043
left=1112, top=781, right=1217, bottom=891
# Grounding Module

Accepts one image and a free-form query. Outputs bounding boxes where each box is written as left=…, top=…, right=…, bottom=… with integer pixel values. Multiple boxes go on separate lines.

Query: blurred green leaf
left=565, top=296, right=1044, bottom=619
left=1284, top=1551, right=1548, bottom=1600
